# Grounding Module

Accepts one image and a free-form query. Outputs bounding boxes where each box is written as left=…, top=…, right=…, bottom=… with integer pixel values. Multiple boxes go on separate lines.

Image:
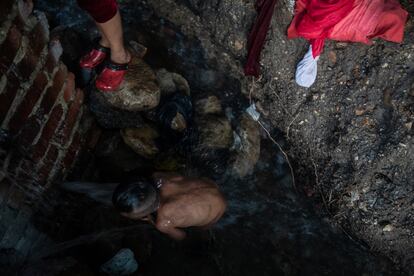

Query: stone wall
left=0, top=0, right=99, bottom=210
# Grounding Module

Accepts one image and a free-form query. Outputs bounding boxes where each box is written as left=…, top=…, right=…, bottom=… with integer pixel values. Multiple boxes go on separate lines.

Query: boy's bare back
left=153, top=173, right=226, bottom=240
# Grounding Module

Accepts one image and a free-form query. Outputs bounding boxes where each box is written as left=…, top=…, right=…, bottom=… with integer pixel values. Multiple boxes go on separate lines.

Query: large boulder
left=99, top=56, right=160, bottom=112
left=89, top=89, right=145, bottom=129
left=196, top=115, right=233, bottom=149
left=156, top=68, right=190, bottom=97
left=195, top=95, right=222, bottom=115
left=192, top=111, right=233, bottom=177
left=121, top=125, right=160, bottom=159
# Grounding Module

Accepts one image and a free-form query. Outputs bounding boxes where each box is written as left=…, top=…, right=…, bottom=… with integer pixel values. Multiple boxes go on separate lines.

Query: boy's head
left=112, top=178, right=159, bottom=219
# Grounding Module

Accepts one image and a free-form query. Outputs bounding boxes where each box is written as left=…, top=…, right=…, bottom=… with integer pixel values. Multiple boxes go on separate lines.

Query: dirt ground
left=256, top=2, right=414, bottom=272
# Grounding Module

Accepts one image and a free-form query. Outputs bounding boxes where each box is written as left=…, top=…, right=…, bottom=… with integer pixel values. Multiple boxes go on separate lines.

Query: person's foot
left=95, top=48, right=132, bottom=92
left=110, top=48, right=131, bottom=64
left=79, top=40, right=110, bottom=69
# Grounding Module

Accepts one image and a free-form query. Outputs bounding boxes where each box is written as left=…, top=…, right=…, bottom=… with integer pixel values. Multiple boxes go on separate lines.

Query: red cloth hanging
left=244, top=0, right=279, bottom=77
left=288, top=0, right=408, bottom=57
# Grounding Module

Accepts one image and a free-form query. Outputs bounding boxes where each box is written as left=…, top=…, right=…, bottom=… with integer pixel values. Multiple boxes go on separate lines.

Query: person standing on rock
left=77, top=0, right=131, bottom=92
left=62, top=173, right=227, bottom=240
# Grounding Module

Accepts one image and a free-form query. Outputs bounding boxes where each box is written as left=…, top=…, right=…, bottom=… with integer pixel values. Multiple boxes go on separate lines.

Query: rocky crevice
left=34, top=0, right=414, bottom=273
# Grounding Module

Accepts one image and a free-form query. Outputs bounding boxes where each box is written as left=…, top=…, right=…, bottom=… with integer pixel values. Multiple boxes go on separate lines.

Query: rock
left=355, top=108, right=366, bottom=116
left=129, top=40, right=147, bottom=58
left=170, top=112, right=187, bottom=132
left=195, top=96, right=222, bottom=115
left=196, top=115, right=233, bottom=149
left=234, top=40, right=243, bottom=51
left=191, top=114, right=233, bottom=177
left=89, top=89, right=145, bottom=129
left=121, top=125, right=160, bottom=159
left=328, top=51, right=337, bottom=64
left=99, top=56, right=160, bottom=111
left=156, top=68, right=190, bottom=97
left=230, top=114, right=261, bottom=178
left=158, top=93, right=193, bottom=132
left=100, top=248, right=138, bottom=276
left=382, top=224, right=394, bottom=232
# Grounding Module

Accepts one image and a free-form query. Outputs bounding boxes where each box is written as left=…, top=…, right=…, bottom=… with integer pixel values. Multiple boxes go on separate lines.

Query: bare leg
left=96, top=27, right=110, bottom=48
left=95, top=10, right=131, bottom=64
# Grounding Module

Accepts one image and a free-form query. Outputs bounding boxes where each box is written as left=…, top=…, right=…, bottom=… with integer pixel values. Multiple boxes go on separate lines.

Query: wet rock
left=196, top=115, right=233, bottom=149
left=195, top=96, right=222, bottom=115
left=129, top=40, right=148, bottom=58
left=230, top=114, right=261, bottom=178
left=100, top=248, right=138, bottom=276
left=121, top=125, right=160, bottom=159
left=158, top=93, right=193, bottom=132
left=170, top=113, right=187, bottom=132
left=156, top=68, right=190, bottom=97
left=99, top=56, right=160, bottom=111
left=89, top=89, right=145, bottom=129
left=191, top=114, right=233, bottom=177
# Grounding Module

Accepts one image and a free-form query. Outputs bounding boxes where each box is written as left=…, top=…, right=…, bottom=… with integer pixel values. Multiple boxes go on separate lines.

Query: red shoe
left=79, top=41, right=110, bottom=69
left=95, top=61, right=129, bottom=92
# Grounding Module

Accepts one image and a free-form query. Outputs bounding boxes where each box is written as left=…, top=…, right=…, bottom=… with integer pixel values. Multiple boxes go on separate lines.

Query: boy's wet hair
left=112, top=178, right=158, bottom=214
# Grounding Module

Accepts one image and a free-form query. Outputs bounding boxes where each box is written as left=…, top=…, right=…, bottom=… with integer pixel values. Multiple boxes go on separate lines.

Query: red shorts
left=77, top=0, right=118, bottom=23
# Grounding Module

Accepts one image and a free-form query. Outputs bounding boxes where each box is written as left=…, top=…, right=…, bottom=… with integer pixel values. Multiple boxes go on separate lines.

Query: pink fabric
left=330, top=0, right=408, bottom=44
left=77, top=0, right=118, bottom=23
left=288, top=0, right=408, bottom=57
left=288, top=0, right=355, bottom=57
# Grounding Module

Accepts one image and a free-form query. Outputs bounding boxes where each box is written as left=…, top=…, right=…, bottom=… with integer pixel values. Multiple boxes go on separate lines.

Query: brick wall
left=0, top=0, right=100, bottom=210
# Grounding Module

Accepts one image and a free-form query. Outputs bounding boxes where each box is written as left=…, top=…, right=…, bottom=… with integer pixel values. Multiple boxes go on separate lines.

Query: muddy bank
left=35, top=0, right=414, bottom=273
left=256, top=4, right=414, bottom=272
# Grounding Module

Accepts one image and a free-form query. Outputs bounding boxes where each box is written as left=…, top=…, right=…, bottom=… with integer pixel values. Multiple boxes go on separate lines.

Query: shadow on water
left=27, top=0, right=403, bottom=275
